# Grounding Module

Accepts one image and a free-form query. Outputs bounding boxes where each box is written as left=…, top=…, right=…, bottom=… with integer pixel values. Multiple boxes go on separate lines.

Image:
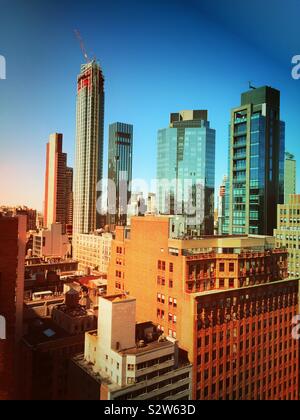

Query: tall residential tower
left=223, top=86, right=285, bottom=236
left=73, top=61, right=105, bottom=235
left=44, top=133, right=67, bottom=232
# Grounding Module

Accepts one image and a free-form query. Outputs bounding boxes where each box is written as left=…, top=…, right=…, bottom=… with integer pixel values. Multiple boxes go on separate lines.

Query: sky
left=0, top=0, right=299, bottom=211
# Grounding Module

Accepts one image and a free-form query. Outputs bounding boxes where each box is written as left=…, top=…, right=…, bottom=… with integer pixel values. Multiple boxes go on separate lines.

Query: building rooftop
left=103, top=294, right=135, bottom=303
left=22, top=318, right=74, bottom=347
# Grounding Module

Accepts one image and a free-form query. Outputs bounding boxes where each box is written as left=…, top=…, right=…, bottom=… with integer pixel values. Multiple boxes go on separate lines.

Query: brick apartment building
left=108, top=216, right=299, bottom=400
left=0, top=215, right=26, bottom=400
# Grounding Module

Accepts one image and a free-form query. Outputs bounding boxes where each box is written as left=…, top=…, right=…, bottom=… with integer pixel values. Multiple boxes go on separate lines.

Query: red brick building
left=0, top=215, right=26, bottom=400
left=108, top=216, right=299, bottom=400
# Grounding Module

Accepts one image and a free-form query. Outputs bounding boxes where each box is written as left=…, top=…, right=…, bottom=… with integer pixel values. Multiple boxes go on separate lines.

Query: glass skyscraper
left=107, top=122, right=133, bottom=226
left=73, top=61, right=105, bottom=235
left=157, top=110, right=216, bottom=235
left=223, top=86, right=285, bottom=236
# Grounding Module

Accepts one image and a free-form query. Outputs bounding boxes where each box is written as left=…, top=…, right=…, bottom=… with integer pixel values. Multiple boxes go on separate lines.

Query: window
left=229, top=263, right=235, bottom=272
left=127, top=364, right=135, bottom=371
left=169, top=280, right=173, bottom=288
left=219, top=263, right=225, bottom=272
left=169, top=263, right=174, bottom=273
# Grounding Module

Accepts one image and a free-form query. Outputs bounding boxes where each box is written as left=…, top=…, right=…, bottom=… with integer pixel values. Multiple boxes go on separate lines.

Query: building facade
left=69, top=294, right=192, bottom=400
left=284, top=152, right=296, bottom=204
left=108, top=122, right=133, bottom=226
left=157, top=110, right=216, bottom=235
left=275, top=194, right=300, bottom=277
left=108, top=216, right=299, bottom=400
left=66, top=167, right=74, bottom=234
left=223, top=86, right=285, bottom=236
left=73, top=232, right=112, bottom=275
left=0, top=215, right=26, bottom=400
left=32, top=223, right=70, bottom=258
left=44, top=133, right=68, bottom=232
left=217, top=175, right=227, bottom=235
left=73, top=61, right=105, bottom=236
left=20, top=289, right=96, bottom=400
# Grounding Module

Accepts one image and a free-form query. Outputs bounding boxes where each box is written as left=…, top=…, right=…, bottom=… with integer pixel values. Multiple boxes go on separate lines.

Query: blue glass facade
left=157, top=112, right=216, bottom=235
left=222, top=86, right=285, bottom=236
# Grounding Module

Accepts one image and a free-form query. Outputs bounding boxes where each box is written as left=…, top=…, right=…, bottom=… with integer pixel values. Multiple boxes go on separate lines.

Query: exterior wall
left=33, top=223, right=70, bottom=258
left=284, top=154, right=296, bottom=204
left=0, top=216, right=25, bottom=400
left=157, top=111, right=216, bottom=235
left=19, top=335, right=85, bottom=400
left=73, top=233, right=112, bottom=274
left=108, top=122, right=133, bottom=226
left=44, top=134, right=68, bottom=232
left=195, top=280, right=299, bottom=400
left=224, top=86, right=285, bottom=236
left=73, top=61, right=104, bottom=235
left=107, top=216, right=297, bottom=400
left=275, top=194, right=300, bottom=277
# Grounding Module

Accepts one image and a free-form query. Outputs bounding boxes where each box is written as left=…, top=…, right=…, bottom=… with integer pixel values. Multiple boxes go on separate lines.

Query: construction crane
left=74, top=29, right=89, bottom=63
left=248, top=81, right=256, bottom=90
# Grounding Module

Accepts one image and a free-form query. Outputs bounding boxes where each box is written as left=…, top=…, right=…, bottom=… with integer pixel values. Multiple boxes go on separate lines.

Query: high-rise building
left=73, top=61, right=105, bottom=235
left=223, top=86, right=285, bottom=236
left=157, top=110, right=216, bottom=235
left=44, top=133, right=68, bottom=232
left=275, top=194, right=300, bottom=277
left=107, top=122, right=133, bottom=226
left=68, top=294, right=192, bottom=400
left=217, top=175, right=227, bottom=235
left=284, top=152, right=296, bottom=203
left=108, top=216, right=299, bottom=400
left=66, top=167, right=73, bottom=234
left=0, top=215, right=26, bottom=400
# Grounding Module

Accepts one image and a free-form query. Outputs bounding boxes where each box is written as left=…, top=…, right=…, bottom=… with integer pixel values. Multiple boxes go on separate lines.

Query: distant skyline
left=0, top=0, right=300, bottom=210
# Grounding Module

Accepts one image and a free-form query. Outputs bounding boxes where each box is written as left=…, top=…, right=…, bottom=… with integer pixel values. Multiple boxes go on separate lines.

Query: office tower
left=108, top=216, right=299, bottom=400
left=73, top=61, right=105, bottom=235
left=157, top=110, right=216, bottom=235
left=19, top=289, right=96, bottom=400
left=44, top=133, right=68, bottom=232
left=284, top=152, right=296, bottom=203
left=68, top=294, right=192, bottom=400
left=107, top=122, right=133, bottom=226
left=66, top=167, right=73, bottom=234
left=217, top=176, right=227, bottom=235
left=223, top=86, right=285, bottom=236
left=0, top=215, right=26, bottom=400
left=275, top=194, right=300, bottom=277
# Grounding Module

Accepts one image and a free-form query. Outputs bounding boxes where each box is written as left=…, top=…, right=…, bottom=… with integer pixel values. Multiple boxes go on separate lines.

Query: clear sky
left=0, top=0, right=300, bottom=211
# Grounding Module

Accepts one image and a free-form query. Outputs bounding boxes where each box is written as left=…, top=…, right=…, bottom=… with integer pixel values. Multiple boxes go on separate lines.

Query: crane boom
left=74, top=29, right=89, bottom=63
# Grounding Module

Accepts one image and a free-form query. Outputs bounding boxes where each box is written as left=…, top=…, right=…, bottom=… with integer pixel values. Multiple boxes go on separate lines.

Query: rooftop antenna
left=249, top=81, right=256, bottom=90
left=74, top=29, right=90, bottom=63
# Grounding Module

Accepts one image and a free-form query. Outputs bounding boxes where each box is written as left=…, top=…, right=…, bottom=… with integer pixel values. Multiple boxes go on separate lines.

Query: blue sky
left=0, top=0, right=299, bottom=210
